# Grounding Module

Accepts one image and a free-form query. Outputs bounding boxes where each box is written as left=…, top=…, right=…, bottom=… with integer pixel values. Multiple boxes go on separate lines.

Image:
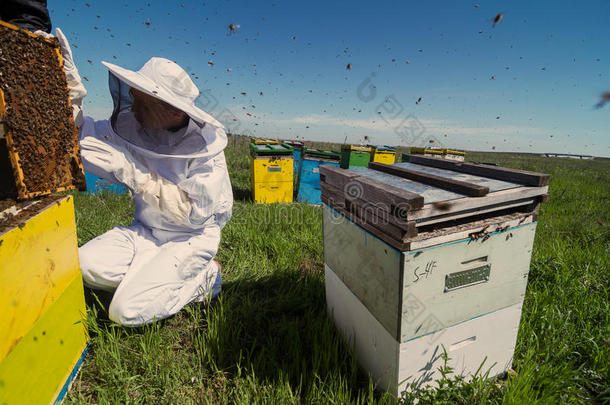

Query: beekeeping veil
left=101, top=57, right=227, bottom=158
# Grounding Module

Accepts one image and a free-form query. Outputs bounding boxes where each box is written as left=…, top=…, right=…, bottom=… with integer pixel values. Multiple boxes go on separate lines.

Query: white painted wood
left=323, top=204, right=402, bottom=339
left=396, top=302, right=522, bottom=395
left=325, top=265, right=522, bottom=398
left=400, top=223, right=536, bottom=342
left=325, top=264, right=400, bottom=392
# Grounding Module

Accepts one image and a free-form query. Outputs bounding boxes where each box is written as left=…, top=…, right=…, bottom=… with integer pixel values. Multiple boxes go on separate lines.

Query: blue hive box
left=297, top=149, right=340, bottom=204
left=84, top=172, right=127, bottom=194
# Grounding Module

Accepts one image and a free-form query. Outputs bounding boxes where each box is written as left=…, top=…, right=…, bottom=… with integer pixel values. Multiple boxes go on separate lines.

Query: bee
left=346, top=63, right=352, bottom=70
left=228, top=24, right=240, bottom=34
left=208, top=61, right=214, bottom=66
left=469, top=226, right=490, bottom=241
left=492, top=13, right=503, bottom=27
left=594, top=91, right=610, bottom=109
left=416, top=97, right=422, bottom=105
left=433, top=201, right=452, bottom=211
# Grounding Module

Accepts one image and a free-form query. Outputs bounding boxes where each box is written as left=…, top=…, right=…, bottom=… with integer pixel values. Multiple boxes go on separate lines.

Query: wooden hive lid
left=320, top=155, right=550, bottom=250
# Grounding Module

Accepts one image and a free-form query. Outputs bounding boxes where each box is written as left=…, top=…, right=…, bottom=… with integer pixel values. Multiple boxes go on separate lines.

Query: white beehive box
left=319, top=155, right=549, bottom=397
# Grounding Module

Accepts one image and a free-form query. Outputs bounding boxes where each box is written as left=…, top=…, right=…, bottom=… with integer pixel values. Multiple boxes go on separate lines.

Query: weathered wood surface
left=406, top=155, right=551, bottom=187
left=322, top=197, right=411, bottom=250
left=369, top=161, right=489, bottom=197
left=319, top=165, right=424, bottom=216
left=321, top=181, right=416, bottom=233
left=323, top=205, right=404, bottom=338
left=409, top=213, right=534, bottom=250
left=409, top=185, right=548, bottom=222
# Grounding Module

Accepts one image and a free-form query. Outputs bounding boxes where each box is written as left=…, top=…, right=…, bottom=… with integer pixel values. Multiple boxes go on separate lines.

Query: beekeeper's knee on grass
left=79, top=245, right=109, bottom=290
left=108, top=297, right=147, bottom=327
left=108, top=290, right=170, bottom=327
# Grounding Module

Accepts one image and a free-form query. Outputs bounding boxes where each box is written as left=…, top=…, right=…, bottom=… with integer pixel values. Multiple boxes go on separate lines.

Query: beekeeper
left=56, top=30, right=233, bottom=327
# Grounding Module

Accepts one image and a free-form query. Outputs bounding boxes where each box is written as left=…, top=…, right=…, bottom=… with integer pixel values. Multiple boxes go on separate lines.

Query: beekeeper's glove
left=81, top=136, right=191, bottom=223
left=55, top=28, right=86, bottom=128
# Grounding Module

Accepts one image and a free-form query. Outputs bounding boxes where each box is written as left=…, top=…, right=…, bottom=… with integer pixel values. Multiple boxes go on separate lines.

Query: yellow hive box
left=250, top=155, right=293, bottom=203
left=0, top=195, right=88, bottom=404
left=370, top=148, right=396, bottom=164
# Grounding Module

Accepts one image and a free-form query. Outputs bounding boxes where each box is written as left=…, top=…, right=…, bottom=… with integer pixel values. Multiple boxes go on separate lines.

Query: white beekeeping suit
left=57, top=29, right=233, bottom=326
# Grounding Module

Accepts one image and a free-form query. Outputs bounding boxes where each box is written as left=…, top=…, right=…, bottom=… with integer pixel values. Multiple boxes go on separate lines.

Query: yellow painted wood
left=371, top=151, right=396, bottom=164
left=250, top=156, right=293, bottom=203
left=252, top=138, right=279, bottom=144
left=0, top=273, right=88, bottom=405
left=252, top=181, right=293, bottom=203
left=410, top=147, right=465, bottom=157
left=0, top=196, right=80, bottom=363
left=342, top=144, right=372, bottom=153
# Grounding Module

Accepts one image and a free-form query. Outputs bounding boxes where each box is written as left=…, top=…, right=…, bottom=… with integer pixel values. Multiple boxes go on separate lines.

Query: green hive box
left=340, top=145, right=372, bottom=169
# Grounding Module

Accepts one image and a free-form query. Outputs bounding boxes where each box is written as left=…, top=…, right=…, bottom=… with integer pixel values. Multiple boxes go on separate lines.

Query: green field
left=66, top=136, right=609, bottom=404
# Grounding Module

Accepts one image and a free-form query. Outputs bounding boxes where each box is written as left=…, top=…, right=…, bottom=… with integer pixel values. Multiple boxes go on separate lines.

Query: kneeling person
left=60, top=33, right=233, bottom=326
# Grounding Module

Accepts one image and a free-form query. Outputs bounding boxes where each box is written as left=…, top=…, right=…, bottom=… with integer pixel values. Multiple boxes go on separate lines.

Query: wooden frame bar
left=368, top=161, right=489, bottom=197
left=405, top=154, right=551, bottom=187
left=319, top=165, right=424, bottom=217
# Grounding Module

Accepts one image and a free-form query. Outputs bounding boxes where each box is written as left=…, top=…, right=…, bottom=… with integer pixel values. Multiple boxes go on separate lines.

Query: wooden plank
left=409, top=213, right=534, bottom=250
left=406, top=155, right=550, bottom=187
left=319, top=165, right=424, bottom=216
left=415, top=198, right=536, bottom=227
left=369, top=161, right=489, bottom=197
left=321, top=181, right=416, bottom=233
left=409, top=185, right=548, bottom=221
left=322, top=197, right=410, bottom=250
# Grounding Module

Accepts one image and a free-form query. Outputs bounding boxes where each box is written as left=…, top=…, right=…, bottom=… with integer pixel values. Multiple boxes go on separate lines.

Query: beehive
left=370, top=145, right=396, bottom=164
left=320, top=155, right=549, bottom=396
left=409, top=148, right=466, bottom=162
left=0, top=195, right=88, bottom=404
left=340, top=144, right=372, bottom=169
left=0, top=21, right=86, bottom=200
left=281, top=140, right=306, bottom=200
left=297, top=149, right=340, bottom=204
left=250, top=142, right=294, bottom=203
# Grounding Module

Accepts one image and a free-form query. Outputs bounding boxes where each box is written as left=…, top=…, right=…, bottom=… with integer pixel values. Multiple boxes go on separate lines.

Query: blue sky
left=49, top=0, right=610, bottom=156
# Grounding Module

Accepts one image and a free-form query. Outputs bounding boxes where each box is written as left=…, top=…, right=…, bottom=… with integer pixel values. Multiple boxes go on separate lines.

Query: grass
left=65, top=136, right=609, bottom=404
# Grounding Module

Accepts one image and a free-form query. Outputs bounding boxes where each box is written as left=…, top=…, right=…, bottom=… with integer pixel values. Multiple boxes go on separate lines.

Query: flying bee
left=346, top=63, right=352, bottom=70
left=492, top=13, right=503, bottom=27
left=228, top=24, right=240, bottom=34
left=594, top=91, right=610, bottom=109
